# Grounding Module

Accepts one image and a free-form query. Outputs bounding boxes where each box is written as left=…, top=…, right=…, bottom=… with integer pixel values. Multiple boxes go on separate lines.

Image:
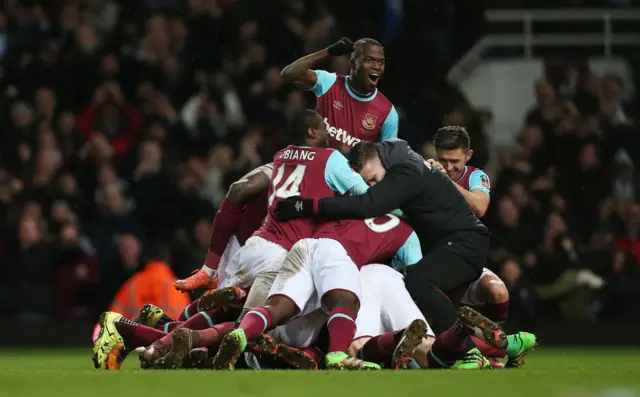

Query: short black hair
left=288, top=109, right=320, bottom=146
left=348, top=141, right=379, bottom=172
left=434, top=126, right=470, bottom=151
left=352, top=38, right=383, bottom=62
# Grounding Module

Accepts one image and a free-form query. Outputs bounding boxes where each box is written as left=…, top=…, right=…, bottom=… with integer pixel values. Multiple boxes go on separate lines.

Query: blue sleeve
left=325, top=151, right=369, bottom=195
left=378, top=106, right=399, bottom=142
left=391, top=232, right=422, bottom=270
left=468, top=169, right=490, bottom=196
left=309, top=70, right=337, bottom=97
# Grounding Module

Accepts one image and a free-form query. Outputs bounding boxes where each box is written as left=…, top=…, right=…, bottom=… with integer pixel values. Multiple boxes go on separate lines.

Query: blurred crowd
left=0, top=0, right=638, bottom=326
left=479, top=64, right=640, bottom=326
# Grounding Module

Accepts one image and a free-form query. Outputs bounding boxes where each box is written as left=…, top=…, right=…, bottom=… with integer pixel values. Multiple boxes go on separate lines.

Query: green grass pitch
left=1, top=348, right=638, bottom=397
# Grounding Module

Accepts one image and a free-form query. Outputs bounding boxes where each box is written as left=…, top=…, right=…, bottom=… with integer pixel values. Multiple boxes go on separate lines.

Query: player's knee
left=413, top=335, right=436, bottom=368
left=348, top=337, right=370, bottom=357
left=479, top=276, right=509, bottom=304
left=322, top=290, right=360, bottom=312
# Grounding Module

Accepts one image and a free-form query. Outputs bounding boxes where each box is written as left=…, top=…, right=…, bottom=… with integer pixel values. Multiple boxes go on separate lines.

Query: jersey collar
left=454, top=166, right=469, bottom=183
left=345, top=77, right=378, bottom=102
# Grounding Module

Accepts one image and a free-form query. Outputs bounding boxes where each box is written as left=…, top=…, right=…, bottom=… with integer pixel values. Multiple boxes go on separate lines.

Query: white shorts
left=355, top=264, right=434, bottom=339
left=217, top=235, right=241, bottom=287
left=268, top=238, right=361, bottom=312
left=219, top=236, right=287, bottom=288
left=461, top=268, right=499, bottom=306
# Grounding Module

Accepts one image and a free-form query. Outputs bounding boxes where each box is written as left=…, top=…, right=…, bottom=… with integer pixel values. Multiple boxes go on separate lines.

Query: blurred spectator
left=107, top=241, right=190, bottom=320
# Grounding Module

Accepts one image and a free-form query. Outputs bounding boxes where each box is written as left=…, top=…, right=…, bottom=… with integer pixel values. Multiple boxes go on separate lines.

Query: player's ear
left=350, top=52, right=356, bottom=66
left=467, top=149, right=474, bottom=161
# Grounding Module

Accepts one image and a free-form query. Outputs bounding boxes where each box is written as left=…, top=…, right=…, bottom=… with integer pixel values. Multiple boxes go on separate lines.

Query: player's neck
left=346, top=76, right=374, bottom=98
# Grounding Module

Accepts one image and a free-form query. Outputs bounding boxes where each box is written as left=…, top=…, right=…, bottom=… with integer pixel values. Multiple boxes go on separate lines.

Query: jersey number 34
left=269, top=164, right=307, bottom=206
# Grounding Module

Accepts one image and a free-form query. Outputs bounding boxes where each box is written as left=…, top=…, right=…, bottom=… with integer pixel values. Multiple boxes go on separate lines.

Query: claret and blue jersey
left=311, top=70, right=398, bottom=153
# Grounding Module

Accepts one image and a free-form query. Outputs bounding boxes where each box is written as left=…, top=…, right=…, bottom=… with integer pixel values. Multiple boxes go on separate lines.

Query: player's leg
left=200, top=236, right=286, bottom=312
left=349, top=265, right=383, bottom=360
left=270, top=302, right=327, bottom=369
left=461, top=268, right=509, bottom=323
left=314, top=240, right=380, bottom=370
left=93, top=312, right=167, bottom=370
left=212, top=240, right=315, bottom=370
left=174, top=235, right=241, bottom=291
left=153, top=322, right=236, bottom=369
left=355, top=264, right=435, bottom=369
left=425, top=306, right=507, bottom=370
left=404, top=247, right=481, bottom=334
left=460, top=269, right=537, bottom=367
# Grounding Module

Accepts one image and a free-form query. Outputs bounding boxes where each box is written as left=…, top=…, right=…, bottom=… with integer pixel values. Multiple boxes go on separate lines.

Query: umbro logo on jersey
left=333, top=101, right=343, bottom=110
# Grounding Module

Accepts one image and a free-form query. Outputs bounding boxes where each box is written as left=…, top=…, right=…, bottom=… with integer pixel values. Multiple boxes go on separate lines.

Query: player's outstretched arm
left=280, top=37, right=354, bottom=90
left=274, top=165, right=418, bottom=222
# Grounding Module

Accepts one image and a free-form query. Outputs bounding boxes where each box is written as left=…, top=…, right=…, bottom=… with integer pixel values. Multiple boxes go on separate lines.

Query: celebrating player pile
left=92, top=37, right=537, bottom=372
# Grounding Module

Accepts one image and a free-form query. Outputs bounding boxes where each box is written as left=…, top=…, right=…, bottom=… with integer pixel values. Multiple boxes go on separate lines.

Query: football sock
left=207, top=199, right=245, bottom=269
left=505, top=334, right=524, bottom=357
left=239, top=306, right=273, bottom=340
left=180, top=309, right=219, bottom=330
left=480, top=301, right=509, bottom=323
left=201, top=265, right=217, bottom=277
left=467, top=336, right=506, bottom=358
left=193, top=322, right=235, bottom=348
left=115, top=318, right=167, bottom=349
left=426, top=323, right=472, bottom=368
left=359, top=330, right=404, bottom=362
left=163, top=321, right=182, bottom=333
left=179, top=301, right=200, bottom=321
left=326, top=307, right=357, bottom=353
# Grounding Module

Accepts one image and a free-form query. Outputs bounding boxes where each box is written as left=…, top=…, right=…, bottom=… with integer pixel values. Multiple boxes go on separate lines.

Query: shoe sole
left=251, top=334, right=278, bottom=356
left=154, top=328, right=192, bottom=369
left=212, top=332, right=243, bottom=370
left=457, top=306, right=508, bottom=350
left=197, top=288, right=241, bottom=312
left=189, top=348, right=212, bottom=369
left=276, top=345, right=318, bottom=370
left=139, top=304, right=162, bottom=328
left=391, top=319, right=427, bottom=369
left=92, top=312, right=127, bottom=370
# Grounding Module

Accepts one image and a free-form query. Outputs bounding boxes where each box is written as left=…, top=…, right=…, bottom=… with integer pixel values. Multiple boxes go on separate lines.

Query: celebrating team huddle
left=92, top=37, right=537, bottom=372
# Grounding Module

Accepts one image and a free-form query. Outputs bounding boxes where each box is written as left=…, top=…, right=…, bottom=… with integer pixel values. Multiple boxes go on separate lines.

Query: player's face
left=354, top=44, right=385, bottom=92
left=436, top=148, right=471, bottom=181
left=311, top=113, right=329, bottom=147
left=359, top=156, right=386, bottom=187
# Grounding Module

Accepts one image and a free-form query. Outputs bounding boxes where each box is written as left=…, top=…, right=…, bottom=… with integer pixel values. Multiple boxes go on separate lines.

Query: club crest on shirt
left=333, top=100, right=343, bottom=110
left=362, top=113, right=377, bottom=130
left=481, top=174, right=490, bottom=189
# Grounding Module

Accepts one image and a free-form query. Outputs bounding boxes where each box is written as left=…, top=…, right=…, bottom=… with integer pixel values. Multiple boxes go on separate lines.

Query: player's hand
left=427, top=159, right=446, bottom=174
left=274, top=196, right=315, bottom=221
left=327, top=37, right=354, bottom=56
